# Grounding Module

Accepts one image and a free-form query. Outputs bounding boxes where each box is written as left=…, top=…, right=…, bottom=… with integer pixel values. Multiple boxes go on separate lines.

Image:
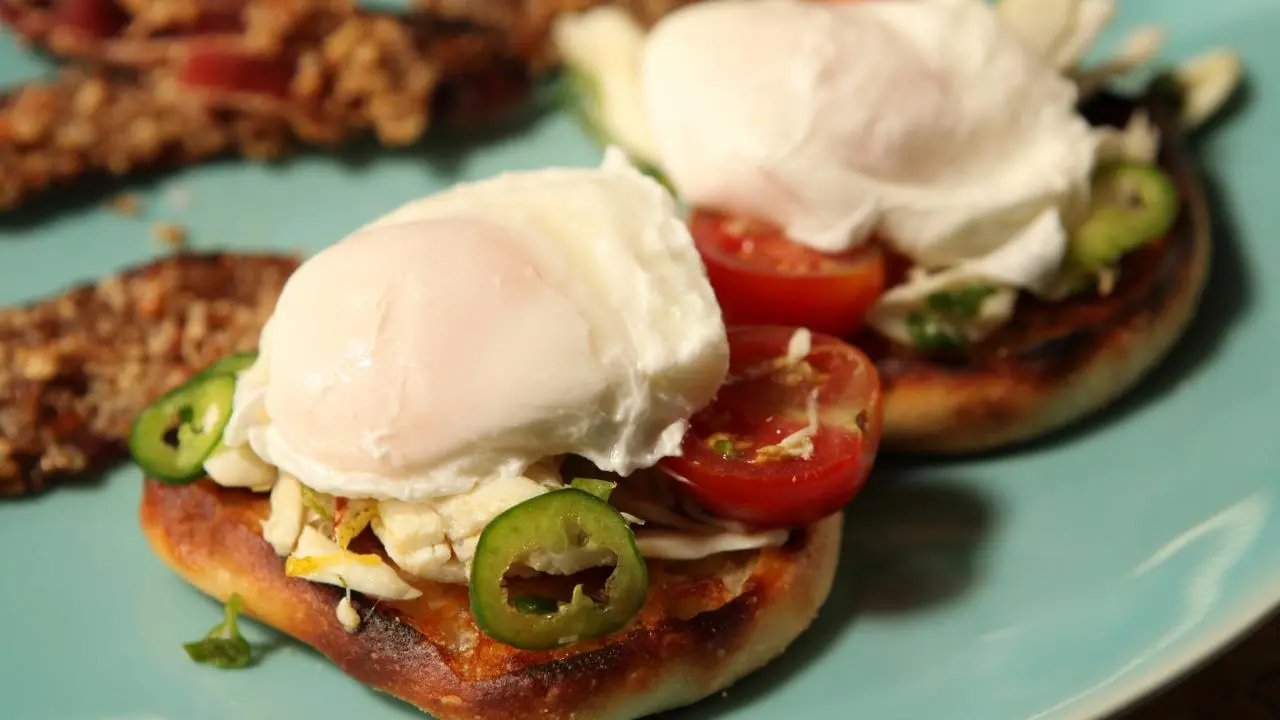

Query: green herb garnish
left=906, top=284, right=999, bottom=353
left=925, top=284, right=998, bottom=319
left=712, top=438, right=737, bottom=459
left=906, top=311, right=964, bottom=353
left=183, top=593, right=253, bottom=669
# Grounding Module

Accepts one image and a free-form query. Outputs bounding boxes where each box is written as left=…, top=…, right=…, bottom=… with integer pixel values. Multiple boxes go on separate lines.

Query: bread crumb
left=107, top=193, right=142, bottom=217
left=1097, top=267, right=1119, bottom=296
left=166, top=186, right=191, bottom=211
left=152, top=222, right=189, bottom=250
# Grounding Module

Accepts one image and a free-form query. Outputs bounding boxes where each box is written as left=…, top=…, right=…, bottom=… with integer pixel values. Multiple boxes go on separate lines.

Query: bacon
left=52, top=0, right=128, bottom=39
left=179, top=44, right=292, bottom=98
left=0, top=0, right=707, bottom=210
left=0, top=253, right=299, bottom=498
left=0, top=1, right=533, bottom=208
left=0, top=67, right=298, bottom=211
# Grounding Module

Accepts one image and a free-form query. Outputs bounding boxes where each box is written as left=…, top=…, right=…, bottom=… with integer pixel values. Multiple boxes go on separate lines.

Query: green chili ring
left=194, top=351, right=259, bottom=380
left=129, top=374, right=237, bottom=484
left=1069, top=163, right=1180, bottom=271
left=469, top=488, right=648, bottom=650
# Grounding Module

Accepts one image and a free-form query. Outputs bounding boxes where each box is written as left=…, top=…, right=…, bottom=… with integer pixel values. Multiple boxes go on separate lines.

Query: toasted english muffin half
left=139, top=478, right=841, bottom=720
left=870, top=90, right=1212, bottom=454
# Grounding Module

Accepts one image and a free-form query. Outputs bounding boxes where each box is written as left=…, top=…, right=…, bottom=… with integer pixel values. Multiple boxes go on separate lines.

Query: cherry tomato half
left=690, top=210, right=887, bottom=337
left=659, top=326, right=883, bottom=528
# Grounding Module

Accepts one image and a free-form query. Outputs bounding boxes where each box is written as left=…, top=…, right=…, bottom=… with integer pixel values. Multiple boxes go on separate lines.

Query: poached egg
left=204, top=154, right=789, bottom=595
left=554, top=0, right=1113, bottom=343
left=225, top=149, right=728, bottom=503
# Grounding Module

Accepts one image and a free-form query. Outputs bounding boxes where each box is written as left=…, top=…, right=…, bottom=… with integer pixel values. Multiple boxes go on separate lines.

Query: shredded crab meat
left=261, top=471, right=304, bottom=556
left=285, top=526, right=422, bottom=600
left=1173, top=49, right=1244, bottom=129
left=727, top=330, right=816, bottom=386
left=784, top=327, right=812, bottom=365
left=1097, top=110, right=1161, bottom=164
left=336, top=592, right=361, bottom=632
left=754, top=389, right=820, bottom=462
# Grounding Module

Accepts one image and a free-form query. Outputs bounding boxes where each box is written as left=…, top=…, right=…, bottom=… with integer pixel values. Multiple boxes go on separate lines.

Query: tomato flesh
left=659, top=326, right=883, bottom=528
left=690, top=210, right=887, bottom=337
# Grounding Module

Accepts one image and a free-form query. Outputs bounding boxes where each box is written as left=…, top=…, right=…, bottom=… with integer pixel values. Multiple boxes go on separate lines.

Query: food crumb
left=106, top=193, right=142, bottom=217
left=151, top=222, right=189, bottom=250
left=337, top=594, right=361, bottom=633
left=165, top=186, right=191, bottom=211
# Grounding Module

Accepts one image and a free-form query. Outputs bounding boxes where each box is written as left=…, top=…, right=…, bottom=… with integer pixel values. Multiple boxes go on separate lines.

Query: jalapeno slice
left=569, top=477, right=615, bottom=502
left=194, top=351, right=259, bottom=380
left=129, top=374, right=237, bottom=484
left=1069, top=163, right=1180, bottom=270
left=469, top=488, right=648, bottom=650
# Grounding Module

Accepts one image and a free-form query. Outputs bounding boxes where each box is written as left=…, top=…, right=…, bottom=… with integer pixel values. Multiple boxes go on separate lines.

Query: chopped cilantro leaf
left=183, top=593, right=253, bottom=670
left=925, top=284, right=997, bottom=319
left=906, top=312, right=963, bottom=353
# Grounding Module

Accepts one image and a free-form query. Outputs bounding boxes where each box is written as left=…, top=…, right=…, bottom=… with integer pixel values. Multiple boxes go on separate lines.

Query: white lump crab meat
left=551, top=0, right=1243, bottom=349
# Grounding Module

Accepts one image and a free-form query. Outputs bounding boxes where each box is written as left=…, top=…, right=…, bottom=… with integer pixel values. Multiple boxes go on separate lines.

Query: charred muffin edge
left=874, top=91, right=1212, bottom=454
left=139, top=478, right=841, bottom=720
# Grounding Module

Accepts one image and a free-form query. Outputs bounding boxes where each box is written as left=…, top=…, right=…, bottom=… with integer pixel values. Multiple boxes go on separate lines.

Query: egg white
left=217, top=151, right=728, bottom=504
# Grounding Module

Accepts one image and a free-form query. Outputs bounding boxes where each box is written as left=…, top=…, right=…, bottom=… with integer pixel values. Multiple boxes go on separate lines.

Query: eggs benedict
left=553, top=0, right=1243, bottom=453
left=132, top=153, right=883, bottom=718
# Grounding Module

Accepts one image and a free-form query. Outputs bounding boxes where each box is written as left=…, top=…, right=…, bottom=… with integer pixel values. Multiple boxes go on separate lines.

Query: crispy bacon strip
left=0, top=0, right=530, bottom=209
left=0, top=253, right=299, bottom=497
left=0, top=68, right=298, bottom=210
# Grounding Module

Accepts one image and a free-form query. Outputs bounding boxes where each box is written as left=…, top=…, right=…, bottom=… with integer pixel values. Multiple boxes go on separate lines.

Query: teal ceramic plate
left=1, top=1, right=1276, bottom=718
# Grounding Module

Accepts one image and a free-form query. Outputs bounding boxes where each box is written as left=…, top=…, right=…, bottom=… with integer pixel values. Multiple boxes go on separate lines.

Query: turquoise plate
left=1, top=0, right=1276, bottom=718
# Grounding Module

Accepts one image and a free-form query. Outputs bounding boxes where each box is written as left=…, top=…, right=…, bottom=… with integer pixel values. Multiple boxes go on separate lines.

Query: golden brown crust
left=139, top=478, right=841, bottom=720
left=868, top=91, right=1212, bottom=454
left=0, top=253, right=298, bottom=497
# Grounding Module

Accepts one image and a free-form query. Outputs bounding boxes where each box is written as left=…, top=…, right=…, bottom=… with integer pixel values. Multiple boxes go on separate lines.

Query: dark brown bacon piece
left=0, top=252, right=299, bottom=498
left=0, top=0, right=531, bottom=209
